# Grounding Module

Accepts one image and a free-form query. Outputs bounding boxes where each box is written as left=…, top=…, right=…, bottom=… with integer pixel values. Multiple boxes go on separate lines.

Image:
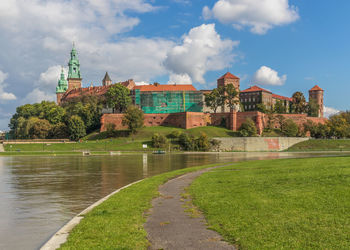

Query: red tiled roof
left=309, top=85, right=323, bottom=91
left=272, top=94, right=293, bottom=102
left=241, top=85, right=272, bottom=94
left=134, top=84, right=197, bottom=92
left=218, top=72, right=240, bottom=80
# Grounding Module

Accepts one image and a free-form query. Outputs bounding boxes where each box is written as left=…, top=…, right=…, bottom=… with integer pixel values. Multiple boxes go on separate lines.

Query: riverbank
left=50, top=156, right=350, bottom=249
left=287, top=139, right=350, bottom=151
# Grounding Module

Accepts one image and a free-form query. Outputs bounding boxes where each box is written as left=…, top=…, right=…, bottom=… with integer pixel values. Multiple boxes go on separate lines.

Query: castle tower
left=309, top=85, right=324, bottom=118
left=56, top=68, right=68, bottom=105
left=217, top=72, right=240, bottom=112
left=67, top=43, right=82, bottom=90
left=102, top=72, right=112, bottom=86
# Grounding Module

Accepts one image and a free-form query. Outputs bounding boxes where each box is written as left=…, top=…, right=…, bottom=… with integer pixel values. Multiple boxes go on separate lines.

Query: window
left=253, top=98, right=255, bottom=102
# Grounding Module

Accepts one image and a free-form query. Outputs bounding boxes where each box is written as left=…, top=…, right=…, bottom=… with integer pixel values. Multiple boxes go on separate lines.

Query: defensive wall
left=100, top=112, right=327, bottom=134
left=214, top=137, right=309, bottom=152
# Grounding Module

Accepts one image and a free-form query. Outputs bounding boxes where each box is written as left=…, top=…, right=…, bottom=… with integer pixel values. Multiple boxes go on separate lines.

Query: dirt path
left=145, top=166, right=235, bottom=250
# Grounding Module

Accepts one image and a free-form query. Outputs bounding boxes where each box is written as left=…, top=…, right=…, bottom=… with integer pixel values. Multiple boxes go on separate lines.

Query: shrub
left=239, top=118, right=257, bottom=137
left=106, top=123, right=116, bottom=138
left=152, top=133, right=168, bottom=148
left=197, top=133, right=210, bottom=151
left=281, top=119, right=299, bottom=137
left=68, top=115, right=86, bottom=141
left=122, top=106, right=144, bottom=134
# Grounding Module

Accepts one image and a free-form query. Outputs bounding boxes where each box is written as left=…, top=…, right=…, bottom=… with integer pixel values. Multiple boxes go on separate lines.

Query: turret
left=102, top=72, right=112, bottom=86
left=309, top=85, right=324, bottom=118
left=67, top=43, right=82, bottom=90
left=217, top=72, right=240, bottom=112
left=56, top=68, right=68, bottom=105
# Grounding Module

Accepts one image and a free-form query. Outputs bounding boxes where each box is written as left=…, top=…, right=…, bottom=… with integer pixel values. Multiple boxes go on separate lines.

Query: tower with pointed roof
left=217, top=72, right=241, bottom=112
left=102, top=72, right=112, bottom=86
left=67, top=43, right=82, bottom=90
left=309, top=85, right=324, bottom=117
left=56, top=68, right=68, bottom=105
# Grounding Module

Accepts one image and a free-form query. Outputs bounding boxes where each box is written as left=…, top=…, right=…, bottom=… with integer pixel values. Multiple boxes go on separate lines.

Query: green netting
left=135, top=91, right=203, bottom=113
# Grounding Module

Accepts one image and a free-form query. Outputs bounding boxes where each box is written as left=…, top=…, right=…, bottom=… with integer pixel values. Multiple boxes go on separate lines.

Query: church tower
left=102, top=72, right=112, bottom=86
left=56, top=68, right=68, bottom=105
left=309, top=85, right=324, bottom=118
left=67, top=43, right=82, bottom=90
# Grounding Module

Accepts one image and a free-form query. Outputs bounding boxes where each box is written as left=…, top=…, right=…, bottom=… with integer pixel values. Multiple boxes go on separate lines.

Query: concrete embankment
left=214, top=137, right=309, bottom=152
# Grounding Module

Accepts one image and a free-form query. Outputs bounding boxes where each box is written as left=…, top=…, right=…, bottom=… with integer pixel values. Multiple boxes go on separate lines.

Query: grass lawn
left=59, top=163, right=220, bottom=250
left=190, top=157, right=350, bottom=249
left=288, top=139, right=350, bottom=151
left=4, top=126, right=235, bottom=153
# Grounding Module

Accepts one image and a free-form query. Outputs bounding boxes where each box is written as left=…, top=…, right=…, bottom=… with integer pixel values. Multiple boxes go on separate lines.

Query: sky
left=0, top=0, right=348, bottom=130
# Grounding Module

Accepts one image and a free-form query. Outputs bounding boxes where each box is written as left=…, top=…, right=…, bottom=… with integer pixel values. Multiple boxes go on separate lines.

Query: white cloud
left=38, top=66, right=67, bottom=91
left=164, top=24, right=239, bottom=84
left=252, top=66, right=286, bottom=86
left=0, top=70, right=16, bottom=101
left=324, top=106, right=340, bottom=118
left=168, top=73, right=193, bottom=84
left=203, top=0, right=299, bottom=34
left=24, top=88, right=55, bottom=104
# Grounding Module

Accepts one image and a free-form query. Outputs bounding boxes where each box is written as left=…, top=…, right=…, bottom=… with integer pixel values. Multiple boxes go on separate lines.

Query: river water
left=0, top=152, right=348, bottom=250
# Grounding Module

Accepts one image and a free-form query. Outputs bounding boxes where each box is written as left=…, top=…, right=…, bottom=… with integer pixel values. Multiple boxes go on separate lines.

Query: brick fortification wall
left=101, top=112, right=327, bottom=134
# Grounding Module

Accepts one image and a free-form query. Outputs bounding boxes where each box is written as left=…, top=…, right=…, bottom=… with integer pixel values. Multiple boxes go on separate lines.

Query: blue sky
left=0, top=0, right=348, bottom=130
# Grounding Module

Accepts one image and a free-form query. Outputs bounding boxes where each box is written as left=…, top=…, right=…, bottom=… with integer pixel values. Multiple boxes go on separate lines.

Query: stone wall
left=214, top=137, right=309, bottom=152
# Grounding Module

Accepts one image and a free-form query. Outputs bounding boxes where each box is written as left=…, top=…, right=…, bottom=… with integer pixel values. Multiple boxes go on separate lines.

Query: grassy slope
left=190, top=157, right=350, bottom=249
left=59, top=164, right=219, bottom=250
left=4, top=126, right=234, bottom=152
left=288, top=139, right=350, bottom=151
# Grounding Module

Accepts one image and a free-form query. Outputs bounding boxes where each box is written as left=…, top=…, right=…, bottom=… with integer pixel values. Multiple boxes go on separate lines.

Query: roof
left=309, top=85, right=323, bottom=91
left=218, top=72, right=240, bottom=80
left=272, top=94, right=293, bottom=102
left=241, top=85, right=272, bottom=94
left=134, top=84, right=197, bottom=92
left=103, top=72, right=111, bottom=82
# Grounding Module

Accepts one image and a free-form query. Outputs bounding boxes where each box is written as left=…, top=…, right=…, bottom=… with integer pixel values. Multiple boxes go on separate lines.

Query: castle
left=56, top=45, right=326, bottom=134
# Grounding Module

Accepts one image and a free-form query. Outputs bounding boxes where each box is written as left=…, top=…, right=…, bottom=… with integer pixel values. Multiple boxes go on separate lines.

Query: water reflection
left=0, top=152, right=349, bottom=250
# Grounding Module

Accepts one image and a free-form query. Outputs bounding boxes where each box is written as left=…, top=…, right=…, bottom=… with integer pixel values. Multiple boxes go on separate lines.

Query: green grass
left=190, top=157, right=350, bottom=249
left=4, top=126, right=235, bottom=153
left=288, top=139, right=350, bottom=151
left=59, top=163, right=221, bottom=250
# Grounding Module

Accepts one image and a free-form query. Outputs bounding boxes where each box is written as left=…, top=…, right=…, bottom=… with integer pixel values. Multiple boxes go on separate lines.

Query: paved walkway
left=145, top=166, right=235, bottom=250
left=0, top=143, right=4, bottom=152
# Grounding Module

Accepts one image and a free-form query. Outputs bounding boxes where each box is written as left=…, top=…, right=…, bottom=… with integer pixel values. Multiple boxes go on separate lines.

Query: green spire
left=68, top=43, right=81, bottom=79
left=56, top=68, right=68, bottom=93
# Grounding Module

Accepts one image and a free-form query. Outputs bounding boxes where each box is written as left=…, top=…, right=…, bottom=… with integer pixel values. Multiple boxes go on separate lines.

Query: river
left=0, top=152, right=348, bottom=250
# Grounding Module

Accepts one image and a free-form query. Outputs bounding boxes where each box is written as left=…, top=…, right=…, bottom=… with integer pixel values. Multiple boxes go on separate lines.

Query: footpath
left=145, top=166, right=235, bottom=250
left=0, top=143, right=4, bottom=152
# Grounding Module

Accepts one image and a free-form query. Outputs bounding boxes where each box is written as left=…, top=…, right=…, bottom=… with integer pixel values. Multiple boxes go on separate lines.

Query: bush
left=152, top=133, right=168, bottom=148
left=197, top=133, right=210, bottom=151
left=281, top=119, right=299, bottom=137
left=106, top=123, right=116, bottom=138
left=49, top=122, right=69, bottom=139
left=167, top=130, right=182, bottom=139
left=210, top=138, right=221, bottom=151
left=68, top=115, right=86, bottom=141
left=239, top=118, right=257, bottom=137
left=122, top=106, right=144, bottom=134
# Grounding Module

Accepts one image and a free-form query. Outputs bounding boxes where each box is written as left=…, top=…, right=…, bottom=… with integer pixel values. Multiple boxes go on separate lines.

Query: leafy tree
left=225, top=84, right=239, bottom=111
left=197, top=132, right=210, bottom=151
left=307, top=98, right=320, bottom=117
left=29, top=118, right=52, bottom=139
left=152, top=133, right=168, bottom=148
left=274, top=100, right=286, bottom=114
left=276, top=115, right=286, bottom=131
left=105, top=123, right=116, bottom=138
left=105, top=84, right=132, bottom=113
left=281, top=119, right=298, bottom=137
left=291, top=92, right=307, bottom=114
left=122, top=105, right=144, bottom=134
left=179, top=133, right=196, bottom=151
left=205, top=89, right=221, bottom=113
left=49, top=123, right=69, bottom=139
left=239, top=118, right=257, bottom=137
left=327, top=114, right=350, bottom=138
left=46, top=106, right=66, bottom=124
left=68, top=115, right=86, bottom=141
left=257, top=103, right=269, bottom=113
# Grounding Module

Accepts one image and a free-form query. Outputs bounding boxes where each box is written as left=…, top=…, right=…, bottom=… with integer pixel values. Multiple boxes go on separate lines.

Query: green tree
left=46, top=106, right=66, bottom=124
left=122, top=106, right=144, bottom=134
left=257, top=103, right=269, bottom=113
left=205, top=89, right=221, bottom=113
left=239, top=118, right=257, bottom=137
left=327, top=114, right=350, bottom=138
left=49, top=123, right=69, bottom=139
left=307, top=98, right=320, bottom=117
left=274, top=100, right=286, bottom=114
left=29, top=118, right=52, bottom=139
left=179, top=133, right=196, bottom=151
left=291, top=92, right=307, bottom=114
left=68, top=115, right=86, bottom=141
left=105, top=84, right=132, bottom=113
left=197, top=132, right=210, bottom=151
left=225, top=84, right=239, bottom=111
left=152, top=133, right=168, bottom=148
left=281, top=119, right=299, bottom=137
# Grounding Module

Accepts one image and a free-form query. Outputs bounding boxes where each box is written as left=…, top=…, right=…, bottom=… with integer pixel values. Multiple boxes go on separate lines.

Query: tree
left=105, top=123, right=116, bottom=138
left=291, top=92, right=307, bottom=114
left=205, top=89, right=221, bottom=113
left=225, top=84, right=239, bottom=111
left=327, top=114, right=350, bottom=138
left=49, top=123, right=69, bottom=139
left=29, top=118, right=52, bottom=139
left=257, top=103, right=269, bottom=113
left=217, top=86, right=227, bottom=112
left=274, top=100, right=286, bottom=114
left=281, top=119, right=298, bottom=137
left=197, top=132, right=210, bottom=151
left=105, top=84, right=132, bottom=113
left=122, top=105, right=144, bottom=134
left=68, top=115, right=86, bottom=141
left=239, top=118, right=257, bottom=137
left=152, top=133, right=168, bottom=148
left=307, top=98, right=320, bottom=117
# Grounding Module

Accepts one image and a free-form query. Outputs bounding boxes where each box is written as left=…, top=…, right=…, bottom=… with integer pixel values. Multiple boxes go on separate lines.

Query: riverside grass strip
left=189, top=157, right=350, bottom=249
left=287, top=139, right=350, bottom=152
left=58, top=163, right=221, bottom=250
